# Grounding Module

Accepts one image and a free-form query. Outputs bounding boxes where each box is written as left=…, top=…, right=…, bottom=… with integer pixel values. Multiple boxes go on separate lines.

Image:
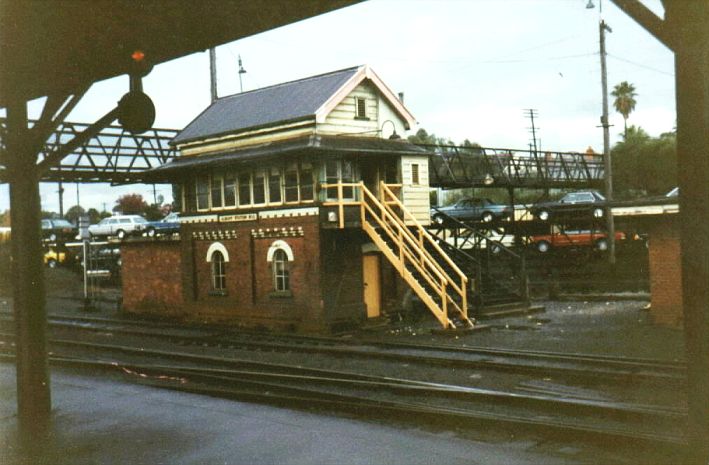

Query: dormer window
left=355, top=97, right=368, bottom=120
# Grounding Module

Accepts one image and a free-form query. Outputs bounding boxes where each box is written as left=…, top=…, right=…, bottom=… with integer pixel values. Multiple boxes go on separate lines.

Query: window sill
left=209, top=290, right=228, bottom=297
left=269, top=290, right=293, bottom=299
left=354, top=116, right=370, bottom=121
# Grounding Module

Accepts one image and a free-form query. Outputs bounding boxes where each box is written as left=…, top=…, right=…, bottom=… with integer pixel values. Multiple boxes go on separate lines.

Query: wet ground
left=0, top=268, right=689, bottom=464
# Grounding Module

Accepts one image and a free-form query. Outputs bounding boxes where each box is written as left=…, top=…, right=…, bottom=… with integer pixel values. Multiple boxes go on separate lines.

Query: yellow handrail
left=365, top=183, right=468, bottom=321
left=320, top=181, right=470, bottom=326
left=380, top=182, right=468, bottom=285
left=375, top=182, right=468, bottom=321
left=361, top=199, right=447, bottom=292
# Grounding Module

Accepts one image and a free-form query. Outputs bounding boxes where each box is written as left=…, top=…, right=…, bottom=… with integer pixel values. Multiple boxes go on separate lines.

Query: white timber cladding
left=319, top=82, right=378, bottom=135
left=178, top=121, right=315, bottom=157
left=401, top=155, right=431, bottom=225
left=319, top=81, right=408, bottom=137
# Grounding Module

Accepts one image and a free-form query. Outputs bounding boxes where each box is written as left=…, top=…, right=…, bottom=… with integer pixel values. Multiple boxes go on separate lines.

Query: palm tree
left=611, top=81, right=637, bottom=138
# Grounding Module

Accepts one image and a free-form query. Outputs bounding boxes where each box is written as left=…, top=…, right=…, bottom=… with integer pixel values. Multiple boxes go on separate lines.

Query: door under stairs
left=323, top=181, right=473, bottom=330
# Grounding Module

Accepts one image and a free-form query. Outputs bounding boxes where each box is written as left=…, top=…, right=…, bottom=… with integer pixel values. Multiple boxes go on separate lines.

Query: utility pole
left=57, top=181, right=64, bottom=218
left=524, top=109, right=540, bottom=155
left=599, top=19, right=616, bottom=264
left=209, top=48, right=218, bottom=103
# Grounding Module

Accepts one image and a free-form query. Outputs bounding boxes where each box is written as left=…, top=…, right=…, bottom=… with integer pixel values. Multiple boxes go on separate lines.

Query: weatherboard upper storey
left=171, top=65, right=417, bottom=157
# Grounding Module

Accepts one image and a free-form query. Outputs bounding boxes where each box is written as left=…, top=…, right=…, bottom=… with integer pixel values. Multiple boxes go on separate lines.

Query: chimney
left=398, top=92, right=404, bottom=103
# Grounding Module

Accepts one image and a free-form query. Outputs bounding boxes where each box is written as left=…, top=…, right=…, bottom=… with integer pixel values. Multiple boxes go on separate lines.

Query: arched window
left=211, top=250, right=226, bottom=291
left=272, top=249, right=289, bottom=292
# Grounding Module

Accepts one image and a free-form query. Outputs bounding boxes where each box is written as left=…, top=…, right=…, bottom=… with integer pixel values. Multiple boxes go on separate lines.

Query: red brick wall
left=121, top=241, right=184, bottom=315
left=647, top=216, right=683, bottom=327
left=182, top=214, right=326, bottom=331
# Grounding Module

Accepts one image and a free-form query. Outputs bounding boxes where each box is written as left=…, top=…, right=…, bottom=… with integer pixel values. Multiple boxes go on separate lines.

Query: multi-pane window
left=224, top=174, right=237, bottom=207
left=284, top=163, right=299, bottom=203
left=189, top=163, right=323, bottom=212
left=341, top=160, right=354, bottom=199
left=325, top=160, right=339, bottom=200
left=211, top=251, right=226, bottom=291
left=268, top=167, right=282, bottom=204
left=272, top=249, right=289, bottom=292
left=196, top=176, right=210, bottom=210
left=238, top=173, right=252, bottom=206
left=355, top=97, right=367, bottom=119
left=411, top=164, right=420, bottom=185
left=253, top=170, right=266, bottom=204
left=299, top=163, right=314, bottom=201
left=211, top=175, right=224, bottom=209
left=325, top=159, right=355, bottom=200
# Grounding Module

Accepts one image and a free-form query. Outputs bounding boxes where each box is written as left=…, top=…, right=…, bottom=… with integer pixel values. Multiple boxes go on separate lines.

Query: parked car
left=88, top=215, right=148, bottom=239
left=144, top=212, right=181, bottom=237
left=530, top=190, right=606, bottom=221
left=43, top=248, right=68, bottom=268
left=431, top=198, right=512, bottom=225
left=41, top=219, right=78, bottom=242
left=530, top=229, right=626, bottom=253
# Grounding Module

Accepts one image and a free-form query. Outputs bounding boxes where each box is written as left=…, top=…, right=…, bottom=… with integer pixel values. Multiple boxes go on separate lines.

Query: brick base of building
left=120, top=211, right=400, bottom=333
left=647, top=216, right=683, bottom=327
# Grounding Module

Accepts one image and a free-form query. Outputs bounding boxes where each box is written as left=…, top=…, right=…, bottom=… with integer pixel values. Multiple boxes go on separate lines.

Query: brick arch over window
left=206, top=242, right=230, bottom=262
left=266, top=240, right=294, bottom=262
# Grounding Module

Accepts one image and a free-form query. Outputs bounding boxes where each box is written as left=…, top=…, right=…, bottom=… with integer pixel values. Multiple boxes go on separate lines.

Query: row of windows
left=210, top=249, right=289, bottom=293
left=192, top=160, right=362, bottom=211
left=195, top=162, right=315, bottom=211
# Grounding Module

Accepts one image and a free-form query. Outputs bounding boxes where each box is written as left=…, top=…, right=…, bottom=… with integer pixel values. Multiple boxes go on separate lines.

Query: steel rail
left=1, top=312, right=684, bottom=370
left=0, top=348, right=687, bottom=447
left=0, top=314, right=684, bottom=382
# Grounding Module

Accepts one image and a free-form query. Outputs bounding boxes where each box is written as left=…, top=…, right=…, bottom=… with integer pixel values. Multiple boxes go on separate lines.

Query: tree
left=113, top=193, right=148, bottom=215
left=86, top=208, right=109, bottom=224
left=407, top=128, right=454, bottom=147
left=611, top=81, right=637, bottom=138
left=64, top=205, right=85, bottom=224
left=611, top=125, right=676, bottom=199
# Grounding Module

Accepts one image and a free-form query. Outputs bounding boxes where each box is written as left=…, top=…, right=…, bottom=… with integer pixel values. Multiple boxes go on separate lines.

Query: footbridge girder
left=421, top=144, right=605, bottom=190
left=0, top=118, right=178, bottom=184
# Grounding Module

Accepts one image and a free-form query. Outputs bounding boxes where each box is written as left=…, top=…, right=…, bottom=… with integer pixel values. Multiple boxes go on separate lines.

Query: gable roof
left=172, top=65, right=416, bottom=146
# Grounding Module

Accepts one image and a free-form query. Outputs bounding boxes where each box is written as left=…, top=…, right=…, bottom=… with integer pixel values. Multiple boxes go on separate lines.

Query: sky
left=0, top=0, right=675, bottom=215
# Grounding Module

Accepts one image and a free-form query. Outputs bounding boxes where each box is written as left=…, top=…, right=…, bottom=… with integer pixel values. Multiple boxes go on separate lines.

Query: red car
left=531, top=229, right=625, bottom=253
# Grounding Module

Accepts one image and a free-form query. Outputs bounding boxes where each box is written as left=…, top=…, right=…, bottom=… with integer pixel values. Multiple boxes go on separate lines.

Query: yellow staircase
left=324, top=181, right=472, bottom=329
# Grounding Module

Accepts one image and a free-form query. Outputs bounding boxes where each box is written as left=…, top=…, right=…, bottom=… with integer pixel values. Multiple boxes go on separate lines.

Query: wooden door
left=362, top=254, right=381, bottom=318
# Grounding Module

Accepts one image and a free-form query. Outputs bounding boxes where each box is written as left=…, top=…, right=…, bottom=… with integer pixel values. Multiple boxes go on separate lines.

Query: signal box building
left=123, top=65, right=471, bottom=332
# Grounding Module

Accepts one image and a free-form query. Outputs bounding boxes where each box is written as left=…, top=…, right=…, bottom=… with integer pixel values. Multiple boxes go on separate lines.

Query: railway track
left=0, top=334, right=687, bottom=449
left=0, top=313, right=685, bottom=387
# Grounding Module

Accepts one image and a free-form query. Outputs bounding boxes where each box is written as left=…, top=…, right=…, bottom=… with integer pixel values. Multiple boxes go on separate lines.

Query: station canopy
left=0, top=0, right=360, bottom=108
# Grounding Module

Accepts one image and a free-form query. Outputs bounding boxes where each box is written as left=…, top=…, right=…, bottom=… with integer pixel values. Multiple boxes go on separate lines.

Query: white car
left=88, top=215, right=148, bottom=239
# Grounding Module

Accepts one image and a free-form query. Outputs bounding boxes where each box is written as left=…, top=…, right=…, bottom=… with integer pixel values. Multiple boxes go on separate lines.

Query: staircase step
left=476, top=303, right=545, bottom=320
left=430, top=324, right=492, bottom=335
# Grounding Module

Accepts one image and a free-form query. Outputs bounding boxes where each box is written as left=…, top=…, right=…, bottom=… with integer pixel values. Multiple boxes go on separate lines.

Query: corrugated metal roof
left=146, top=135, right=430, bottom=181
left=172, top=66, right=361, bottom=145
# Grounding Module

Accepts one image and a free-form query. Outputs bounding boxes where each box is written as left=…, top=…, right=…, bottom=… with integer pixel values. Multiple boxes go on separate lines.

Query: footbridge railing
left=420, top=144, right=605, bottom=189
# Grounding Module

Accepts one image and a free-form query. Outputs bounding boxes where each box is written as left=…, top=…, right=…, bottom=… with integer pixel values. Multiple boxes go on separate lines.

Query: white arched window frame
left=267, top=240, right=293, bottom=292
left=206, top=242, right=229, bottom=292
left=206, top=242, right=230, bottom=263
left=266, top=240, right=294, bottom=262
